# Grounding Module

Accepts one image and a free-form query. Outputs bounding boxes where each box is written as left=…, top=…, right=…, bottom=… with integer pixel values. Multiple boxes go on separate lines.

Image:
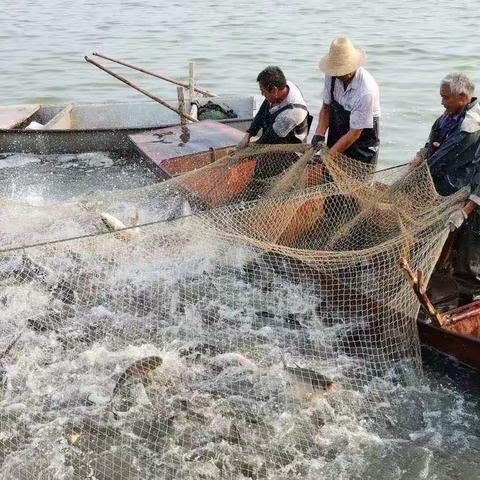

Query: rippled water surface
left=1, top=0, right=480, bottom=166
left=1, top=2, right=480, bottom=479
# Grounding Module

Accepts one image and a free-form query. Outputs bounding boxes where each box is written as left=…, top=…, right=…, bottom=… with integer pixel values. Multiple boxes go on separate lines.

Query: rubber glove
left=445, top=208, right=467, bottom=232
left=237, top=133, right=251, bottom=149
left=311, top=134, right=325, bottom=149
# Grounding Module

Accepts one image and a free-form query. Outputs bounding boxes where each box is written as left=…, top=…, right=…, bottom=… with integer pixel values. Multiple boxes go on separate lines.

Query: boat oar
left=92, top=52, right=218, bottom=98
left=84, top=56, right=197, bottom=123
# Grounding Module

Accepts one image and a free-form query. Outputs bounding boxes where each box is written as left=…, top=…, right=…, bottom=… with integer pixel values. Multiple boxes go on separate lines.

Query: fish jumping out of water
left=20, top=254, right=77, bottom=304
left=100, top=210, right=140, bottom=242
left=111, top=355, right=163, bottom=400
left=281, top=356, right=333, bottom=391
left=209, top=352, right=259, bottom=373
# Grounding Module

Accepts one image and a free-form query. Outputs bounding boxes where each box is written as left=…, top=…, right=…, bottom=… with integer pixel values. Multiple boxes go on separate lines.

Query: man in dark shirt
left=239, top=66, right=311, bottom=149
left=410, top=73, right=480, bottom=303
left=237, top=66, right=312, bottom=199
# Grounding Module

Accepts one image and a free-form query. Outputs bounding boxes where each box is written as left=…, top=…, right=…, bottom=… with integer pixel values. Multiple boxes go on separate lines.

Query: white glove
left=445, top=209, right=467, bottom=232
left=237, top=133, right=251, bottom=149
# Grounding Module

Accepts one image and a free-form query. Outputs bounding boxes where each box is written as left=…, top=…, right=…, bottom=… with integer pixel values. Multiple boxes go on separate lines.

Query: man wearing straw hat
left=311, top=37, right=380, bottom=166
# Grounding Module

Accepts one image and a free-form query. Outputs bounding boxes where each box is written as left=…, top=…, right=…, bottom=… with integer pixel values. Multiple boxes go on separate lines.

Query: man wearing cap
left=311, top=37, right=380, bottom=166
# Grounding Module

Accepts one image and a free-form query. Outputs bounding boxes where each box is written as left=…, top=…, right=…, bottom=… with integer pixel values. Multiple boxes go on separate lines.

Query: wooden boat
left=0, top=96, right=255, bottom=155
left=401, top=259, right=480, bottom=371
left=417, top=301, right=480, bottom=371
left=130, top=120, right=256, bottom=206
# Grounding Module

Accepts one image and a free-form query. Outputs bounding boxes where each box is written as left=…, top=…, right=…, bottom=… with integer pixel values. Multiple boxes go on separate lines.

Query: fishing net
left=0, top=144, right=467, bottom=479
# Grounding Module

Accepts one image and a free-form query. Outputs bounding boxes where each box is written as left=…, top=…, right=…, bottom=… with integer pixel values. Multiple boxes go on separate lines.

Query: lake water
left=1, top=1, right=480, bottom=479
left=1, top=0, right=479, bottom=167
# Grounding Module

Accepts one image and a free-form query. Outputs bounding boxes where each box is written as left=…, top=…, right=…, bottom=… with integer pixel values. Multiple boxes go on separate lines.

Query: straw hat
left=319, top=37, right=366, bottom=76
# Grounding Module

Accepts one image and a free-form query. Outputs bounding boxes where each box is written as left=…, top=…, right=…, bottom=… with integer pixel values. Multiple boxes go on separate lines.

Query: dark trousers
left=453, top=209, right=480, bottom=298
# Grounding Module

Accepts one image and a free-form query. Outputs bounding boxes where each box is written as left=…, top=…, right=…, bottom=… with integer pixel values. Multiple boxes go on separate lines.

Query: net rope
left=0, top=144, right=468, bottom=479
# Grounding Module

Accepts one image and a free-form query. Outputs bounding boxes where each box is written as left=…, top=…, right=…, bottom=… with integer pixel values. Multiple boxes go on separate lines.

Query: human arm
left=408, top=147, right=428, bottom=172
left=445, top=200, right=478, bottom=231
left=238, top=99, right=268, bottom=148
left=314, top=103, right=330, bottom=137
left=328, top=92, right=373, bottom=156
left=311, top=103, right=330, bottom=147
left=409, top=120, right=441, bottom=170
left=311, top=78, right=332, bottom=147
left=328, top=128, right=363, bottom=156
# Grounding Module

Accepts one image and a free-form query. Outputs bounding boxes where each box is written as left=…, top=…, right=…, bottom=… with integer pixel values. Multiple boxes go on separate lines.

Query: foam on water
left=0, top=154, right=479, bottom=478
left=1, top=217, right=479, bottom=479
left=0, top=152, right=157, bottom=206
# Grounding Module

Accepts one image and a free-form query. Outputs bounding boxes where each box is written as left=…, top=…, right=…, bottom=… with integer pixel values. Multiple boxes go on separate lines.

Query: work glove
left=308, top=151, right=323, bottom=165
left=445, top=208, right=467, bottom=232
left=237, top=133, right=251, bottom=149
left=311, top=134, right=325, bottom=150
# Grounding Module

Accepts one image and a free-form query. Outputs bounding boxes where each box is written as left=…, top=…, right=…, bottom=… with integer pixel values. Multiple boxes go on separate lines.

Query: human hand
left=311, top=134, right=325, bottom=150
left=445, top=209, right=467, bottom=232
left=237, top=133, right=251, bottom=149
left=407, top=155, right=422, bottom=173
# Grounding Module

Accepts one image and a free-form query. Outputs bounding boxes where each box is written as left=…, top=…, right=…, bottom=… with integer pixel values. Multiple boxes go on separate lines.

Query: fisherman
left=237, top=66, right=312, bottom=199
left=409, top=73, right=480, bottom=304
left=311, top=37, right=380, bottom=166
left=238, top=66, right=311, bottom=149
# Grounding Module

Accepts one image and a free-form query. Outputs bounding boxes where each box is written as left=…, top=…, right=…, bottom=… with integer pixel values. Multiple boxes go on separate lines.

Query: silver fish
left=281, top=356, right=333, bottom=391
left=111, top=355, right=163, bottom=400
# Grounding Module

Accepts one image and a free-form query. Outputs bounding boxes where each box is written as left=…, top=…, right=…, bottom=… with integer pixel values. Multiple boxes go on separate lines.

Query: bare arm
left=329, top=128, right=363, bottom=156
left=314, top=102, right=330, bottom=136
left=464, top=200, right=478, bottom=217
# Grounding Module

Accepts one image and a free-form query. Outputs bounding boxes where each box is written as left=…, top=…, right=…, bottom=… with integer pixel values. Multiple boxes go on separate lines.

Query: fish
left=100, top=211, right=140, bottom=242
left=111, top=355, right=163, bottom=400
left=174, top=398, right=207, bottom=422
left=281, top=356, right=333, bottom=391
left=19, top=254, right=55, bottom=281
left=209, top=352, right=259, bottom=373
left=223, top=422, right=242, bottom=445
left=284, top=313, right=305, bottom=330
left=0, top=332, right=23, bottom=362
left=49, top=279, right=76, bottom=305
left=19, top=255, right=77, bottom=304
left=179, top=343, right=224, bottom=360
left=167, top=198, right=192, bottom=221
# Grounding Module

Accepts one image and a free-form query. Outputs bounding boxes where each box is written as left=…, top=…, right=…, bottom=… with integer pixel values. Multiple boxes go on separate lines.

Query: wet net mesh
left=0, top=144, right=467, bottom=479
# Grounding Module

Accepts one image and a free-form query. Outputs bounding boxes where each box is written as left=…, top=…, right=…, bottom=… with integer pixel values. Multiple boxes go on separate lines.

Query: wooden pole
left=84, top=56, right=197, bottom=123
left=189, top=62, right=195, bottom=103
left=92, top=52, right=218, bottom=98
left=399, top=257, right=445, bottom=327
left=177, top=86, right=187, bottom=125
